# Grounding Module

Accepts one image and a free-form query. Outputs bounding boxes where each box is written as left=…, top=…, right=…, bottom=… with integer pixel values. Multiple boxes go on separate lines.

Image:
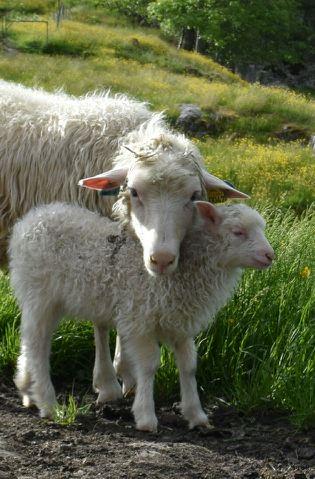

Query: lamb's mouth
left=253, top=259, right=273, bottom=269
left=145, top=258, right=178, bottom=277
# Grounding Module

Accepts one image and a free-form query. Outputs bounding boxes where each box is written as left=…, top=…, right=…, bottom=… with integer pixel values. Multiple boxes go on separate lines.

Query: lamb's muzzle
left=149, top=251, right=176, bottom=274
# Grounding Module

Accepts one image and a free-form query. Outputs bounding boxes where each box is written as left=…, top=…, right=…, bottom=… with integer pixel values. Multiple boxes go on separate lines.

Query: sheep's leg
left=15, top=305, right=60, bottom=418
left=172, top=337, right=209, bottom=429
left=14, top=342, right=34, bottom=408
left=124, top=335, right=160, bottom=432
left=113, top=334, right=136, bottom=396
left=93, top=323, right=122, bottom=404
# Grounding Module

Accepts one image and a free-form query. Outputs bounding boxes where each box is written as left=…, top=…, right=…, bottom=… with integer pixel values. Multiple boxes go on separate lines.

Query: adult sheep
left=10, top=201, right=274, bottom=431
left=0, top=79, right=247, bottom=274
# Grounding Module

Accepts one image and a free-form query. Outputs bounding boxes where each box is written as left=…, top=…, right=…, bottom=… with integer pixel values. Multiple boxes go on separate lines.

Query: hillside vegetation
left=0, top=2, right=314, bottom=427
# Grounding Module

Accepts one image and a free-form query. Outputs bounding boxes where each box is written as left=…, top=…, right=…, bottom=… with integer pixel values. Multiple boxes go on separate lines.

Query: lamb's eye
left=190, top=191, right=201, bottom=201
left=129, top=187, right=138, bottom=198
left=233, top=229, right=245, bottom=237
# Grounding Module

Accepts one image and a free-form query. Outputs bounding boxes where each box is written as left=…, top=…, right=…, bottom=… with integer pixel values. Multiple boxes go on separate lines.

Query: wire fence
left=0, top=2, right=67, bottom=43
left=1, top=17, right=49, bottom=43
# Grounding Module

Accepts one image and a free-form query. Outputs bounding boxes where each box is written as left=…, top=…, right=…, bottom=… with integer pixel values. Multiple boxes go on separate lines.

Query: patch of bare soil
left=0, top=383, right=315, bottom=479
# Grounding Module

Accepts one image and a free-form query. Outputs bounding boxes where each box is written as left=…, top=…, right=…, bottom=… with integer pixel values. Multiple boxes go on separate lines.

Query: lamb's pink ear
left=195, top=201, right=222, bottom=227
left=78, top=168, right=128, bottom=191
left=203, top=171, right=249, bottom=199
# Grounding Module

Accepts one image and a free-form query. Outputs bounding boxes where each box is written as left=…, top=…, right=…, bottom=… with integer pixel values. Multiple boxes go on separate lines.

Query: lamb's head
left=196, top=202, right=275, bottom=270
left=79, top=130, right=248, bottom=277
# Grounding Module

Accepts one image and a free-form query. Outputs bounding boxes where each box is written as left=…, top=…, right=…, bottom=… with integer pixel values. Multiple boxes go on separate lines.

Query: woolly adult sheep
left=10, top=201, right=274, bottom=431
left=0, top=79, right=247, bottom=273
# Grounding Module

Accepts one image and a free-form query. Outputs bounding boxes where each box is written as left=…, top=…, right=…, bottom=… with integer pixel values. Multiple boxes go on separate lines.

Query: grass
left=200, top=139, right=315, bottom=211
left=0, top=5, right=314, bottom=427
left=1, top=19, right=314, bottom=138
left=0, top=271, right=20, bottom=376
left=0, top=0, right=55, bottom=15
left=53, top=394, right=91, bottom=426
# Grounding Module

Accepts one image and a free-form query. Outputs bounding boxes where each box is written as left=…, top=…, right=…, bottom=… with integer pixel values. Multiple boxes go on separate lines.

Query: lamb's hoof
left=187, top=412, right=210, bottom=430
left=22, top=394, right=34, bottom=408
left=39, top=405, right=54, bottom=419
left=135, top=416, right=158, bottom=433
left=96, top=386, right=123, bottom=405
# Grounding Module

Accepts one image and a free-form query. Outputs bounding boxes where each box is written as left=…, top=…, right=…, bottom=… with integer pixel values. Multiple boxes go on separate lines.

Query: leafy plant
left=53, top=394, right=91, bottom=425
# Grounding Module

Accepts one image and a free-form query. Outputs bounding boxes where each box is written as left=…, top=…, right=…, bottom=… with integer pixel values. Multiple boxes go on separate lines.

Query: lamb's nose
left=150, top=252, right=175, bottom=273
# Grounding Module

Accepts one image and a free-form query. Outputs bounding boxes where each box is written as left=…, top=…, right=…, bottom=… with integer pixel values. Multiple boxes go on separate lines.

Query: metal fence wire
left=1, top=17, right=49, bottom=43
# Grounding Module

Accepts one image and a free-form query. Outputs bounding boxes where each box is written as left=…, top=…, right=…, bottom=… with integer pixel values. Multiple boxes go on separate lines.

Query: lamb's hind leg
left=14, top=343, right=34, bottom=408
left=171, top=337, right=209, bottom=429
left=93, top=323, right=122, bottom=404
left=15, top=305, right=60, bottom=418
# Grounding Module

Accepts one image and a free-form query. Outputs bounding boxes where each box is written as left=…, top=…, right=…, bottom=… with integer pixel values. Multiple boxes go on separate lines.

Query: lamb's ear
left=78, top=168, right=128, bottom=191
left=202, top=171, right=249, bottom=199
left=195, top=201, right=222, bottom=228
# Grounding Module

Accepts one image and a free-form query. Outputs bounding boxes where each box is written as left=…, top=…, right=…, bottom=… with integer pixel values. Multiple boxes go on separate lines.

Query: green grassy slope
left=0, top=4, right=314, bottom=426
left=1, top=9, right=314, bottom=208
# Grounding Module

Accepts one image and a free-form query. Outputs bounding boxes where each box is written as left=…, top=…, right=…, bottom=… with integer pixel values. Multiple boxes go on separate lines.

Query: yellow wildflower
left=300, top=266, right=311, bottom=279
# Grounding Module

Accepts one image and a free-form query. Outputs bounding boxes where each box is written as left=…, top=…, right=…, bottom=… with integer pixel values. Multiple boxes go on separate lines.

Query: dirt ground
left=0, top=383, right=315, bottom=479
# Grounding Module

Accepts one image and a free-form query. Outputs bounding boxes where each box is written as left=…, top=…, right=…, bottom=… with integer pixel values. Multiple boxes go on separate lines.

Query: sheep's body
left=0, top=80, right=169, bottom=265
left=11, top=202, right=268, bottom=431
left=0, top=80, right=248, bottom=274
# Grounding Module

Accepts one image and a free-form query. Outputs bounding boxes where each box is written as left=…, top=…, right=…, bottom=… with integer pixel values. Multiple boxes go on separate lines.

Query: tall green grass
left=157, top=205, right=315, bottom=426
left=0, top=272, right=20, bottom=376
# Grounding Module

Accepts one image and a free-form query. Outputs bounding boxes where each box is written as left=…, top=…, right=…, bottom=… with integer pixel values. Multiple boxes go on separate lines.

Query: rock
left=242, top=472, right=260, bottom=479
left=274, top=124, right=309, bottom=142
left=176, top=104, right=203, bottom=133
left=297, top=446, right=315, bottom=460
left=131, top=38, right=140, bottom=47
left=74, top=470, right=85, bottom=477
left=176, top=104, right=236, bottom=137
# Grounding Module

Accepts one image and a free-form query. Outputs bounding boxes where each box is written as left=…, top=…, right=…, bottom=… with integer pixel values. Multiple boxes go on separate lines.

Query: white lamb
left=10, top=201, right=274, bottom=432
left=0, top=79, right=247, bottom=272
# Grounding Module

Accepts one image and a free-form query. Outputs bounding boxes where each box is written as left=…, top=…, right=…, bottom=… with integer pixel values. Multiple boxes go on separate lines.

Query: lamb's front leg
left=123, top=334, right=160, bottom=432
left=93, top=323, right=122, bottom=404
left=172, top=337, right=209, bottom=429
